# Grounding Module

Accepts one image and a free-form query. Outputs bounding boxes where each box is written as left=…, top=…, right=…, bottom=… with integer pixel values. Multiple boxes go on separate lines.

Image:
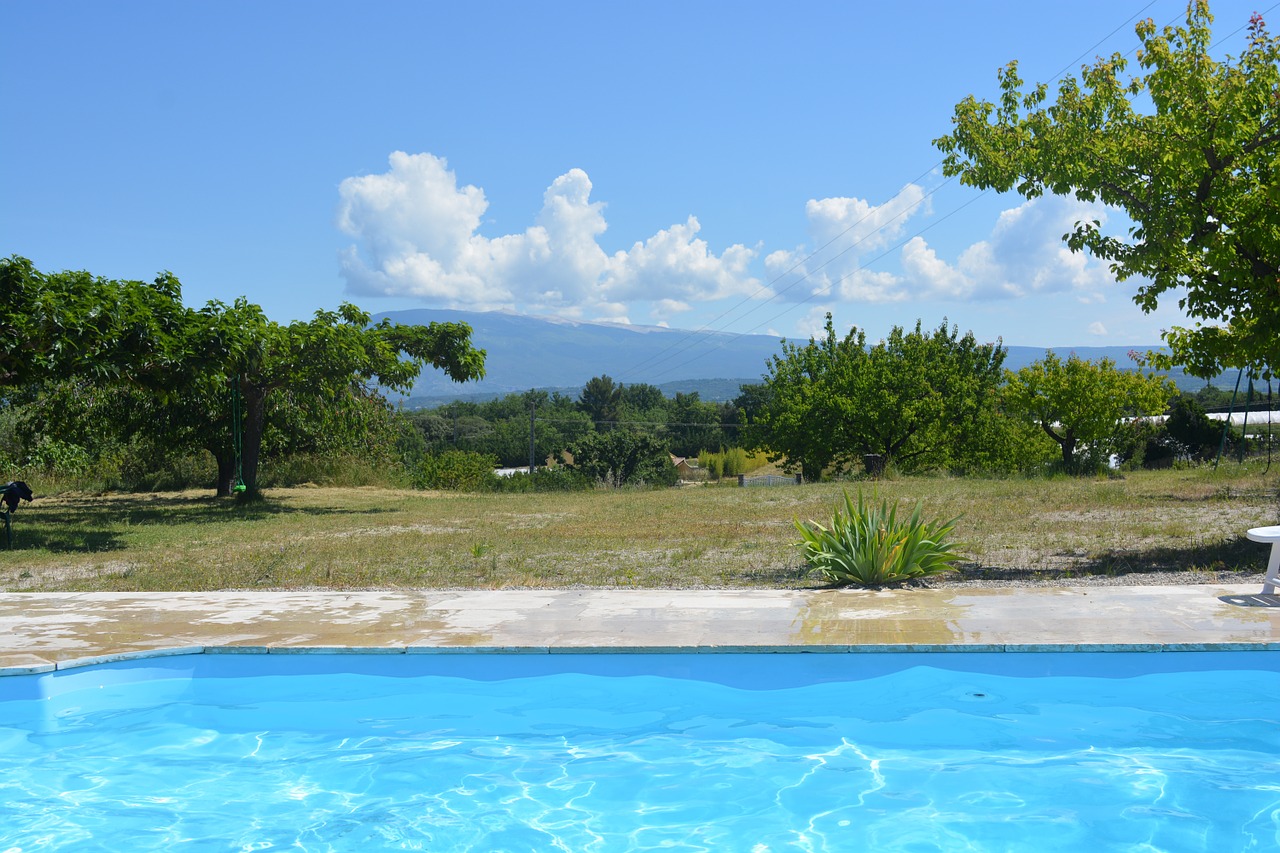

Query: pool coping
left=4, top=584, right=1280, bottom=677
left=6, top=639, right=1280, bottom=679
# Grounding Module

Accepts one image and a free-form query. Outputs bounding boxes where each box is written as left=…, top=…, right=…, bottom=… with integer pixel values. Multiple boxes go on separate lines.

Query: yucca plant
left=794, top=490, right=963, bottom=587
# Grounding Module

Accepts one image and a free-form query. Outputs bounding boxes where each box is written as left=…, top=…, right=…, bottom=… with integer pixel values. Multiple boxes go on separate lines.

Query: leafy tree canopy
left=935, top=2, right=1280, bottom=377
left=213, top=301, right=485, bottom=495
left=832, top=319, right=1006, bottom=472
left=569, top=430, right=677, bottom=488
left=1, top=255, right=191, bottom=389
left=578, top=375, right=623, bottom=428
left=745, top=316, right=1005, bottom=478
left=741, top=319, right=854, bottom=481
left=1, top=257, right=487, bottom=496
left=1001, top=352, right=1176, bottom=472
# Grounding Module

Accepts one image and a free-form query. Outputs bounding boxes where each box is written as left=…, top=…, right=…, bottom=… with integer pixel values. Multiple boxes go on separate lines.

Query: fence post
left=737, top=474, right=745, bottom=487
left=795, top=473, right=803, bottom=485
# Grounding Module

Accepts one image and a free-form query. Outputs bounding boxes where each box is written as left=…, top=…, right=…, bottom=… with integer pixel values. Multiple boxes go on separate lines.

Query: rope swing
left=231, top=376, right=247, bottom=494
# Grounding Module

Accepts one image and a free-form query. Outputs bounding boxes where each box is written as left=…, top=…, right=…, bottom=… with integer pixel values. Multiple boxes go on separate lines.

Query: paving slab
left=2, top=584, right=1280, bottom=671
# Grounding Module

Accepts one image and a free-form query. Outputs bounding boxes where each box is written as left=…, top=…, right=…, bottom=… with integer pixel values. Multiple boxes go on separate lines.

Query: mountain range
left=374, top=308, right=1215, bottom=406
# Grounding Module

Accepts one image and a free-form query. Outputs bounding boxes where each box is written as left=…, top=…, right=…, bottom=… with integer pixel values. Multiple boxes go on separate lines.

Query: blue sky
left=2, top=0, right=1267, bottom=350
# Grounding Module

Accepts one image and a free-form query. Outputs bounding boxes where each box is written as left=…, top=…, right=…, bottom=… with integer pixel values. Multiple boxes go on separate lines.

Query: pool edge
left=7, top=640, right=1280, bottom=678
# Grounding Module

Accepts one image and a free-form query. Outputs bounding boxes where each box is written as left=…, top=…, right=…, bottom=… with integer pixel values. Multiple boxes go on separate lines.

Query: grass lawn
left=1, top=465, right=1275, bottom=591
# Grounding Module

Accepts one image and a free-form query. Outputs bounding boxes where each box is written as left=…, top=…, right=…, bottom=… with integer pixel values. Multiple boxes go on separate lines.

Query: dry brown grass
left=1, top=464, right=1276, bottom=591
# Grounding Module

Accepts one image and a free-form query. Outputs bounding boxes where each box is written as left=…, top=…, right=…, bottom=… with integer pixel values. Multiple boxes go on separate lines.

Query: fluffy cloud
left=605, top=217, right=760, bottom=303
left=794, top=305, right=836, bottom=338
left=899, top=195, right=1119, bottom=302
left=336, top=154, right=1133, bottom=341
left=763, top=184, right=929, bottom=305
left=337, top=152, right=759, bottom=322
left=763, top=189, right=1122, bottom=318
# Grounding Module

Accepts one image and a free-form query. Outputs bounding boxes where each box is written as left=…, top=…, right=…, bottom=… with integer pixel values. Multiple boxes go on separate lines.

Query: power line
left=615, top=169, right=949, bottom=382
left=643, top=189, right=994, bottom=384
left=616, top=0, right=1227, bottom=385
left=616, top=175, right=954, bottom=382
left=535, top=417, right=744, bottom=429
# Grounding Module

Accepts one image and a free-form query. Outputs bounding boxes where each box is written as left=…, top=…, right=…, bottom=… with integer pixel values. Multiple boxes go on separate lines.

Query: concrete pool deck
left=3, top=584, right=1280, bottom=674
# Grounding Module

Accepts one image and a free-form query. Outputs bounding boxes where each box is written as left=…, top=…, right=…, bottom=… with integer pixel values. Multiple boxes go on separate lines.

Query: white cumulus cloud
left=900, top=195, right=1119, bottom=301
left=337, top=152, right=760, bottom=321
left=763, top=184, right=930, bottom=307
left=336, top=156, right=1136, bottom=341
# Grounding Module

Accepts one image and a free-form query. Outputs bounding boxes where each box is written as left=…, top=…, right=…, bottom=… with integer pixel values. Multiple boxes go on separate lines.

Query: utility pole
left=529, top=396, right=537, bottom=474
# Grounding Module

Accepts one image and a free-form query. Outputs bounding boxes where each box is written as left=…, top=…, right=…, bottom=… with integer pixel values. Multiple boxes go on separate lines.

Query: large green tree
left=935, top=3, right=1280, bottom=378
left=219, top=301, right=485, bottom=495
left=742, top=318, right=854, bottom=481
left=577, top=375, right=624, bottom=429
left=1002, top=352, right=1175, bottom=472
left=666, top=392, right=726, bottom=458
left=832, top=319, right=1006, bottom=472
left=2, top=258, right=486, bottom=495
left=745, top=316, right=1005, bottom=478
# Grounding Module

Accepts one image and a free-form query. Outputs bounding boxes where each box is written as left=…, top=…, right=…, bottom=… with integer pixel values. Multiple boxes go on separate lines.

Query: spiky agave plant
left=794, top=490, right=963, bottom=587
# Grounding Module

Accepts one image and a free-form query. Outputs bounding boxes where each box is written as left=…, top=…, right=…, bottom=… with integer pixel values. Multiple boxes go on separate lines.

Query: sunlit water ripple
left=2, top=652, right=1279, bottom=851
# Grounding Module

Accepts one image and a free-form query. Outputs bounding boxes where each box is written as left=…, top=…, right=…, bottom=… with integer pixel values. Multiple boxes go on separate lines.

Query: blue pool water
left=2, top=651, right=1280, bottom=851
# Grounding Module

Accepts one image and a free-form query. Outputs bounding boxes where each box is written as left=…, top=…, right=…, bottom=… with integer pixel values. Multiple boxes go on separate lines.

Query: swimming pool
left=2, top=650, right=1279, bottom=850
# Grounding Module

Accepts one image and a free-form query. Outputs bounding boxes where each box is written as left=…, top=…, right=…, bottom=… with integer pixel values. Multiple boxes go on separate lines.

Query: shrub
left=569, top=431, right=677, bottom=488
left=698, top=450, right=724, bottom=480
left=721, top=447, right=748, bottom=477
left=493, top=467, right=591, bottom=493
left=260, top=453, right=407, bottom=490
left=794, top=490, right=963, bottom=587
left=1112, top=419, right=1169, bottom=470
left=1165, top=396, right=1222, bottom=460
left=697, top=447, right=752, bottom=480
left=415, top=450, right=500, bottom=492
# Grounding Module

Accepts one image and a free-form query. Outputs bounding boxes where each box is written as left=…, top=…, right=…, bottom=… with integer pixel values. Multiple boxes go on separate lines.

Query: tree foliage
left=1001, top=352, right=1176, bottom=472
left=218, top=301, right=485, bottom=495
left=415, top=393, right=593, bottom=469
left=1, top=255, right=195, bottom=389
left=834, top=319, right=1006, bottom=472
left=935, top=2, right=1280, bottom=377
left=1164, top=395, right=1223, bottom=460
left=744, top=316, right=1006, bottom=478
left=569, top=430, right=677, bottom=488
left=1, top=258, right=487, bottom=496
left=739, top=322, right=852, bottom=481
left=578, top=375, right=623, bottom=429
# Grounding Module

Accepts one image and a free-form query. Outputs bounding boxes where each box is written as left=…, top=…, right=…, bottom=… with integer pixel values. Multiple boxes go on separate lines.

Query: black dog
left=2, top=481, right=33, bottom=513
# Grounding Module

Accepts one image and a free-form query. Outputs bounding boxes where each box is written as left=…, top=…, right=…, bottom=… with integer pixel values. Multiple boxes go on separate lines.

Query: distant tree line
left=402, top=378, right=741, bottom=463
left=736, top=316, right=1257, bottom=478
left=397, top=378, right=750, bottom=490
left=4, top=256, right=1264, bottom=496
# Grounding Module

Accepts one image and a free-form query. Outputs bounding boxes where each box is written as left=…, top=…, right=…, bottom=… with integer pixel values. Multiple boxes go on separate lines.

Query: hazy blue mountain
left=377, top=309, right=785, bottom=399
left=377, top=308, right=1218, bottom=405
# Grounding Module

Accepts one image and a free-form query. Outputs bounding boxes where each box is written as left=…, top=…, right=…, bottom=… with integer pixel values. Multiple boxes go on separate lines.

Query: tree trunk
left=213, top=449, right=236, bottom=497
left=1060, top=436, right=1077, bottom=472
left=1042, top=421, right=1076, bottom=473
left=240, top=386, right=268, bottom=496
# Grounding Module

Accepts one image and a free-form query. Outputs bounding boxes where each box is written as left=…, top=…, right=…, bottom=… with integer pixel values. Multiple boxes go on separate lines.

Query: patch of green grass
left=1, top=464, right=1275, bottom=591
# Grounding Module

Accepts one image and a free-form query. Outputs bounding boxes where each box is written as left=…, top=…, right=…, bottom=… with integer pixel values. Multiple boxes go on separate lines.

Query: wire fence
left=738, top=473, right=802, bottom=488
